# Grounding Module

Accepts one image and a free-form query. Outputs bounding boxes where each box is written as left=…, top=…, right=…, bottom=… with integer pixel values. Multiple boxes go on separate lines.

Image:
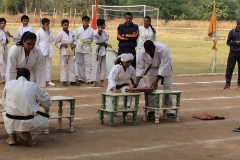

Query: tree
left=1, top=0, right=240, bottom=21
left=4, top=0, right=24, bottom=14
left=105, top=0, right=119, bottom=5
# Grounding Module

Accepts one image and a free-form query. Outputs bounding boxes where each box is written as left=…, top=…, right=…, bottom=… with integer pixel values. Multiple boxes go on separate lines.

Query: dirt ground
left=1, top=74, right=240, bottom=160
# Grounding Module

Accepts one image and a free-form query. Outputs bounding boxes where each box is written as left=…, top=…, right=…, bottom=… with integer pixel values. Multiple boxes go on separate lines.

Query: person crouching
left=2, top=68, right=51, bottom=146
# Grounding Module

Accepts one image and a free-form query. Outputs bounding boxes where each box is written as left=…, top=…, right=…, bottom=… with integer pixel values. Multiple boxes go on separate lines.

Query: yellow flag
left=208, top=2, right=216, bottom=37
left=208, top=2, right=217, bottom=50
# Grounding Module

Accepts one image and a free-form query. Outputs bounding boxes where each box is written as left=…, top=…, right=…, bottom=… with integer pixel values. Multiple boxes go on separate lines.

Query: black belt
left=144, top=64, right=152, bottom=75
left=161, top=77, right=164, bottom=85
left=96, top=42, right=106, bottom=61
left=116, top=83, right=129, bottom=90
left=36, top=111, right=50, bottom=118
left=6, top=111, right=50, bottom=120
left=6, top=113, right=34, bottom=120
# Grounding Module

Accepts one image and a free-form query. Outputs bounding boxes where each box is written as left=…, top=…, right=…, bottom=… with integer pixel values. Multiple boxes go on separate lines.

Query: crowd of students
left=0, top=12, right=158, bottom=88
left=0, top=15, right=114, bottom=87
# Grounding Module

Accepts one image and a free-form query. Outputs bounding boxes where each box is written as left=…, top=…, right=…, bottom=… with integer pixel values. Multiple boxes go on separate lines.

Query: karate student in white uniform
left=0, top=18, right=12, bottom=81
left=134, top=40, right=176, bottom=118
left=13, top=15, right=34, bottom=42
left=106, top=53, right=143, bottom=109
left=55, top=19, right=80, bottom=86
left=91, top=19, right=111, bottom=87
left=137, top=16, right=156, bottom=51
left=2, top=68, right=51, bottom=146
left=6, top=32, right=46, bottom=87
left=75, top=16, right=94, bottom=84
left=36, top=18, right=55, bottom=86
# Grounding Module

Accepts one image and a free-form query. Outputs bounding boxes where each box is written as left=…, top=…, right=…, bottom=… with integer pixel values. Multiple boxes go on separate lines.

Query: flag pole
left=91, top=0, right=98, bottom=29
left=205, top=0, right=224, bottom=73
left=212, top=0, right=217, bottom=73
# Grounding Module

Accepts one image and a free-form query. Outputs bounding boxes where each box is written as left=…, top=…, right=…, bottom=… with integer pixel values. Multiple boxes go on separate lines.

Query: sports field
left=3, top=19, right=234, bottom=79
left=0, top=74, right=240, bottom=160
left=0, top=20, right=240, bottom=160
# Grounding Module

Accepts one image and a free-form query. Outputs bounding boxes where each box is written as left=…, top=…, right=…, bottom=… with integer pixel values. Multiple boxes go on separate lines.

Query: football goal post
left=92, top=5, right=159, bottom=34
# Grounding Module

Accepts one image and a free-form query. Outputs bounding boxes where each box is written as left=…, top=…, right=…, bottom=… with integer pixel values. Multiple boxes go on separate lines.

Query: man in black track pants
left=224, top=18, right=240, bottom=89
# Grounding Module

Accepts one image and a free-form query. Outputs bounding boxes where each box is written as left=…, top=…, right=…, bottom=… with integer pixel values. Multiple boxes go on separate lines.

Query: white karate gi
left=106, top=64, right=136, bottom=109
left=137, top=26, right=156, bottom=51
left=75, top=26, right=94, bottom=83
left=2, top=76, right=51, bottom=140
left=13, top=25, right=34, bottom=42
left=91, top=29, right=109, bottom=81
left=0, top=29, right=10, bottom=79
left=6, top=45, right=46, bottom=87
left=55, top=30, right=77, bottom=82
left=137, top=42, right=174, bottom=113
left=36, top=28, right=55, bottom=82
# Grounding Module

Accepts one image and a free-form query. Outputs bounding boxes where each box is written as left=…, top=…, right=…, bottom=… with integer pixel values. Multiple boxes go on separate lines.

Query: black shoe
left=147, top=111, right=155, bottom=120
left=87, top=81, right=93, bottom=84
left=78, top=80, right=84, bottom=83
left=223, top=83, right=230, bottom=89
left=71, top=82, right=81, bottom=86
left=62, top=82, right=68, bottom=86
left=233, top=127, right=240, bottom=132
left=167, top=113, right=176, bottom=118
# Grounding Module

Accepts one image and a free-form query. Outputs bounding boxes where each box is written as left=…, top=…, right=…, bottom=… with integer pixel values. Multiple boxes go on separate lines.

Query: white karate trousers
left=60, top=55, right=76, bottom=82
left=147, top=75, right=175, bottom=114
left=91, top=55, right=106, bottom=81
left=2, top=112, right=49, bottom=140
left=75, top=52, right=92, bottom=83
left=44, top=56, right=52, bottom=82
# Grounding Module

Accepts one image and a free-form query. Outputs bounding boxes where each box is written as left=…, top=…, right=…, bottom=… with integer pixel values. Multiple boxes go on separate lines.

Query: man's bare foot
left=87, top=81, right=93, bottom=85
left=91, top=81, right=97, bottom=87
left=100, top=80, right=105, bottom=87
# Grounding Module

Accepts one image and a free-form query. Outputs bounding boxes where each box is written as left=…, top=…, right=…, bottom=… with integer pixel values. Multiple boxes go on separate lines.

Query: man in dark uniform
left=224, top=18, right=240, bottom=89
left=117, top=12, right=139, bottom=69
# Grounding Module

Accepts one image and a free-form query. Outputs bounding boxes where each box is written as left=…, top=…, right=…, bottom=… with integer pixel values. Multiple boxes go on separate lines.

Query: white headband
left=118, top=53, right=134, bottom=62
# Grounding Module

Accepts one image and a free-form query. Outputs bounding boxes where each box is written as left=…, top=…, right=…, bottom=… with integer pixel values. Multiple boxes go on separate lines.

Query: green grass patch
left=5, top=24, right=233, bottom=79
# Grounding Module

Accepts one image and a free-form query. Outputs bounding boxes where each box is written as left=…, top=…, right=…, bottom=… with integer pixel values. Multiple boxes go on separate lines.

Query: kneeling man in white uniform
left=2, top=68, right=51, bottom=146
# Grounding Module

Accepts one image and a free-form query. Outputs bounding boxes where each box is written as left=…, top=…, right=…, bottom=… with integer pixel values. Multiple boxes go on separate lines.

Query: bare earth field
left=0, top=74, right=240, bottom=160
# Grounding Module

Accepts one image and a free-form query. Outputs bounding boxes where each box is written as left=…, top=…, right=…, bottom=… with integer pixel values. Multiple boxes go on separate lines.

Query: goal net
left=92, top=5, right=159, bottom=34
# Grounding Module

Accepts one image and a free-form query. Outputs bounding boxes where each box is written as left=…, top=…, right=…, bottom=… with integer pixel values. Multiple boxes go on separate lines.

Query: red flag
left=91, top=0, right=98, bottom=30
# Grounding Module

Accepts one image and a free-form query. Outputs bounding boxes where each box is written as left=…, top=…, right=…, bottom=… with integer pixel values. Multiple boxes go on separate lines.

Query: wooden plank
left=151, top=90, right=182, bottom=94
left=49, top=116, right=74, bottom=119
left=143, top=106, right=180, bottom=110
left=49, top=112, right=74, bottom=119
left=51, top=96, right=76, bottom=101
left=99, top=108, right=137, bottom=112
left=125, top=87, right=154, bottom=93
left=101, top=92, right=141, bottom=97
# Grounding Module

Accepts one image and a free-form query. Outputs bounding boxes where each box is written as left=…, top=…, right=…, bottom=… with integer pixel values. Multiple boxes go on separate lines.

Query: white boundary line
left=47, top=95, right=240, bottom=109
left=65, top=116, right=239, bottom=135
left=59, top=105, right=239, bottom=125
left=54, top=136, right=240, bottom=159
left=43, top=80, right=235, bottom=90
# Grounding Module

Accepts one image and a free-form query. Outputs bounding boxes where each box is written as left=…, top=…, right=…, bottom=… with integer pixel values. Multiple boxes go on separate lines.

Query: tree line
left=0, top=0, right=240, bottom=21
